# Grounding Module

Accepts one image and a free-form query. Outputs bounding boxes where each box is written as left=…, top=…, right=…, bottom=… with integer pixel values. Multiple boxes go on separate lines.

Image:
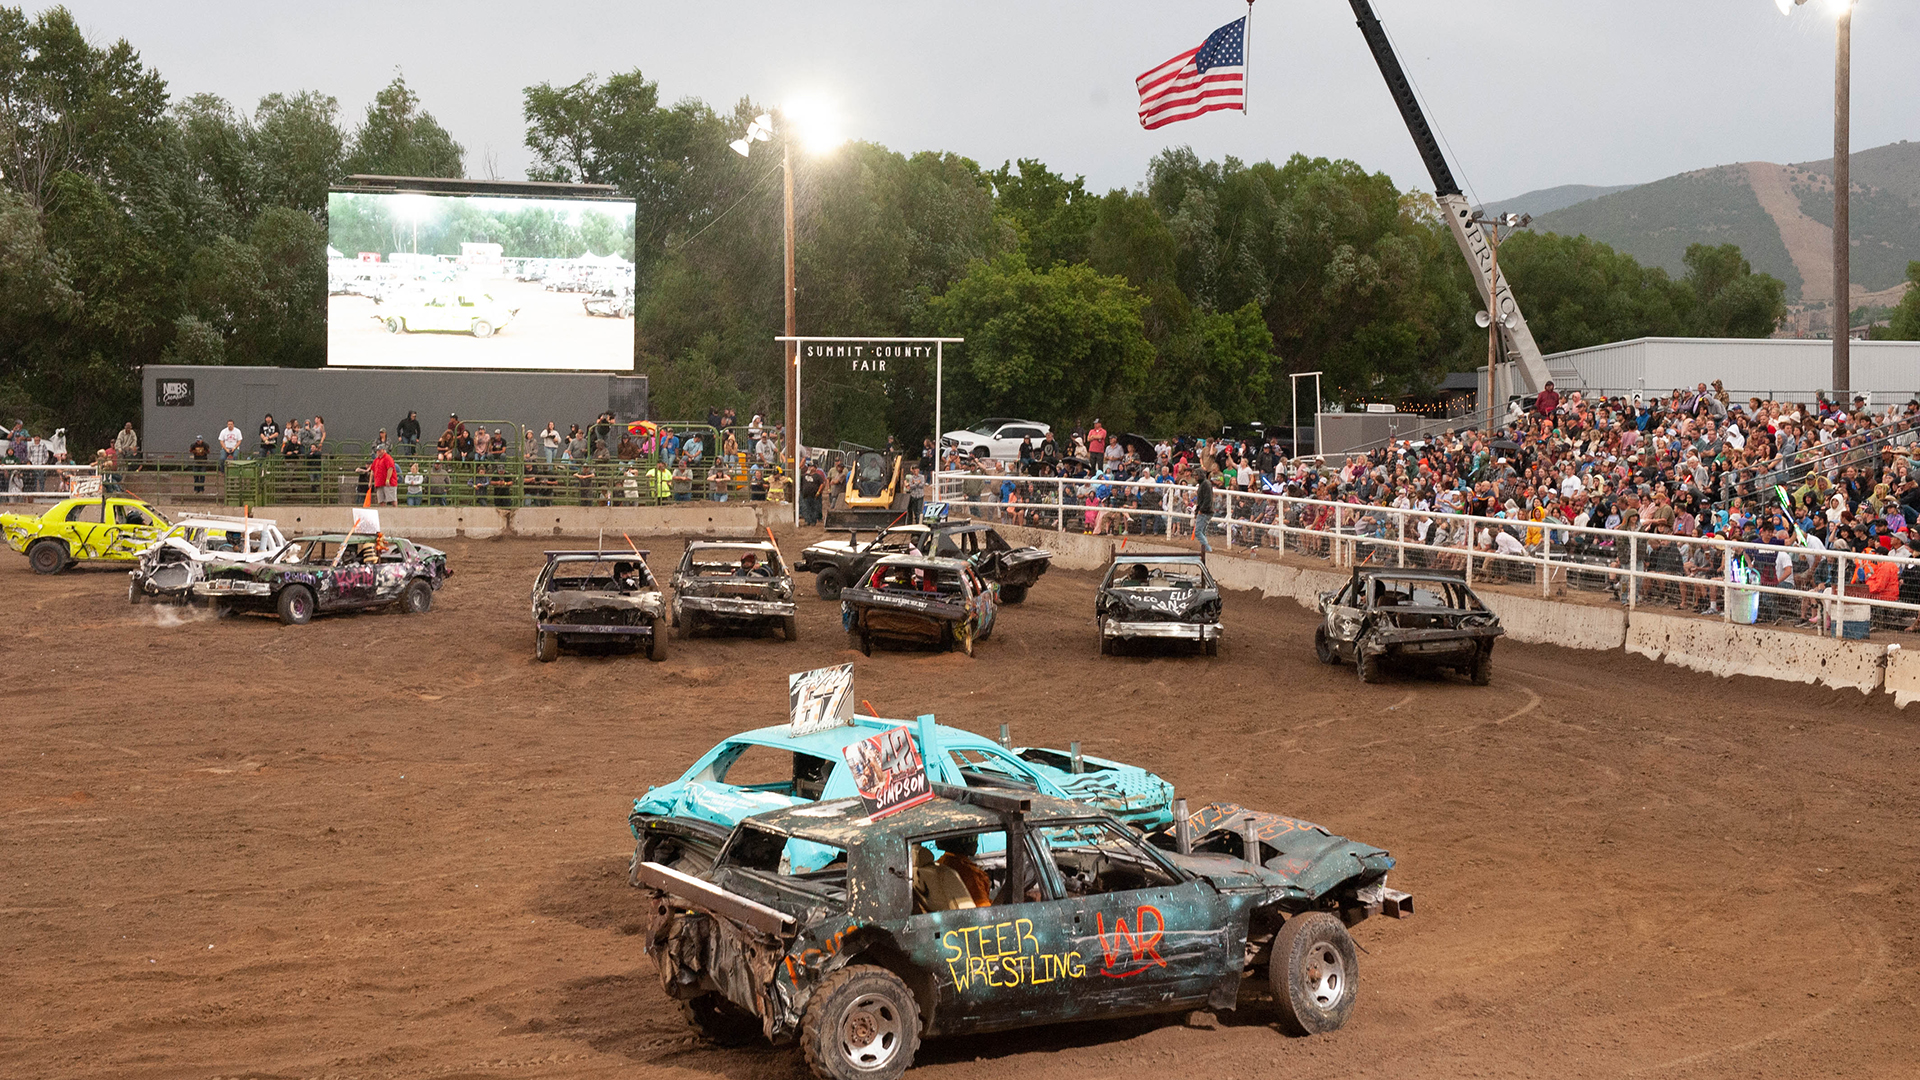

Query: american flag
left=1136, top=16, right=1247, bottom=130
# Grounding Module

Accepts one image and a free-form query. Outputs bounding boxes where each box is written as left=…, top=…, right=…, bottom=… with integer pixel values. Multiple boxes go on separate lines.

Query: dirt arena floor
left=5, top=530, right=1918, bottom=1079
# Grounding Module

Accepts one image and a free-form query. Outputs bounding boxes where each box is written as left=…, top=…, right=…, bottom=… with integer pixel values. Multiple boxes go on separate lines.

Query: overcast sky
left=41, top=0, right=1920, bottom=203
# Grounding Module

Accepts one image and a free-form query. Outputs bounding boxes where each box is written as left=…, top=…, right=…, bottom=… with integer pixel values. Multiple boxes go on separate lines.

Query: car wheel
left=815, top=567, right=845, bottom=600
left=386, top=317, right=404, bottom=334
left=801, top=965, right=920, bottom=1080
left=677, top=992, right=760, bottom=1046
left=1098, top=615, right=1114, bottom=656
left=1314, top=626, right=1337, bottom=664
left=675, top=612, right=695, bottom=639
left=401, top=579, right=433, bottom=614
left=276, top=585, right=314, bottom=626
left=648, top=616, right=669, bottom=661
left=1471, top=650, right=1492, bottom=686
left=1357, top=645, right=1383, bottom=684
left=535, top=630, right=558, bottom=663
left=851, top=630, right=871, bottom=656
left=471, top=319, right=494, bottom=338
left=1204, top=635, right=1219, bottom=657
left=782, top=614, right=799, bottom=642
left=27, top=540, right=68, bottom=575
left=999, top=583, right=1028, bottom=605
left=129, top=576, right=143, bottom=604
left=1269, top=912, right=1359, bottom=1036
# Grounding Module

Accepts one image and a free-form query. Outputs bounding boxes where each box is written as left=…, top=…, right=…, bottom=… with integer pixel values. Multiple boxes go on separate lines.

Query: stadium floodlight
left=729, top=138, right=752, bottom=157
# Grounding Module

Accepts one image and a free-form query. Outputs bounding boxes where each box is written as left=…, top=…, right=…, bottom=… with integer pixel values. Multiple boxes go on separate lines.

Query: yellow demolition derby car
left=2, top=495, right=172, bottom=574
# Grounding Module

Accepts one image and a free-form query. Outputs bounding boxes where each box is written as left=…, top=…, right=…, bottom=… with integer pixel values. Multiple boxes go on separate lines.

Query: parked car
left=841, top=555, right=996, bottom=656
left=938, top=417, right=1051, bottom=462
left=797, top=520, right=1050, bottom=603
left=629, top=714, right=1176, bottom=876
left=194, top=534, right=449, bottom=624
left=582, top=286, right=634, bottom=319
left=3, top=495, right=172, bottom=575
left=373, top=291, right=519, bottom=337
left=531, top=549, right=667, bottom=662
left=1315, top=568, right=1503, bottom=684
left=129, top=515, right=291, bottom=602
left=1095, top=553, right=1222, bottom=656
left=670, top=541, right=797, bottom=640
left=631, top=787, right=1411, bottom=1078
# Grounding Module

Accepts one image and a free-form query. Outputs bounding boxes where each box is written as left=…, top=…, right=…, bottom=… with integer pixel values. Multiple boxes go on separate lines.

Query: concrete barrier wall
left=1626, top=610, right=1887, bottom=694
left=158, top=503, right=769, bottom=540
left=999, top=520, right=1912, bottom=707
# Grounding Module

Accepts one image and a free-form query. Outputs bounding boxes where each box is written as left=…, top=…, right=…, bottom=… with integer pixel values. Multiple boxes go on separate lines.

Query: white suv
left=940, top=418, right=1052, bottom=462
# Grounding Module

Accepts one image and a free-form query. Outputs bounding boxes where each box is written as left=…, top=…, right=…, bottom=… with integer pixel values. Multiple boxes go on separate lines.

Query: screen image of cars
left=632, top=786, right=1412, bottom=1079
left=374, top=291, right=519, bottom=338
left=3, top=495, right=172, bottom=574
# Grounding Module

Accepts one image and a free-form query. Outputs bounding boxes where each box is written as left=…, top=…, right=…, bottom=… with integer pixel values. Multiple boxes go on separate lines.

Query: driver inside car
left=612, top=561, right=640, bottom=591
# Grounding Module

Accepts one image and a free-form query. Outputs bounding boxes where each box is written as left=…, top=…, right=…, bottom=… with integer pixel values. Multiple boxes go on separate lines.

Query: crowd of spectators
left=942, top=381, right=1920, bottom=635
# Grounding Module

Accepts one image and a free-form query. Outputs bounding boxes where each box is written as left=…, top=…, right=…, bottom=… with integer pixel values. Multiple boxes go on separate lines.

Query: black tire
left=815, top=566, right=846, bottom=601
left=213, top=601, right=234, bottom=620
left=782, top=614, right=799, bottom=642
left=1470, top=650, right=1492, bottom=686
left=1098, top=616, right=1114, bottom=656
left=678, top=992, right=761, bottom=1047
left=1314, top=626, right=1337, bottom=664
left=648, top=616, right=669, bottom=661
left=276, top=585, right=313, bottom=626
left=385, top=317, right=404, bottom=334
left=1204, top=635, right=1219, bottom=657
left=129, top=576, right=144, bottom=604
left=999, top=583, right=1028, bottom=605
left=27, top=540, right=68, bottom=575
left=471, top=319, right=493, bottom=338
left=675, top=611, right=695, bottom=639
left=401, top=578, right=433, bottom=614
left=852, top=630, right=871, bottom=656
left=1269, top=912, right=1359, bottom=1036
left=535, top=630, right=558, bottom=663
left=800, top=965, right=919, bottom=1080
left=1357, top=647, right=1382, bottom=684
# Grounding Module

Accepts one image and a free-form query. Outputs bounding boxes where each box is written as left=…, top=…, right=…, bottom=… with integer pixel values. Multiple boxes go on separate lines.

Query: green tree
left=927, top=254, right=1153, bottom=428
left=252, top=90, right=345, bottom=216
left=1877, top=262, right=1920, bottom=340
left=1495, top=231, right=1686, bottom=354
left=342, top=74, right=464, bottom=179
left=0, top=6, right=169, bottom=207
left=1679, top=242, right=1786, bottom=338
left=989, top=158, right=1096, bottom=269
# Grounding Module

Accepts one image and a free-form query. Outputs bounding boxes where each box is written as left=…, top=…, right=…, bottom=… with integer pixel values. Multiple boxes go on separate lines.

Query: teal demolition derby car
left=630, top=715, right=1174, bottom=874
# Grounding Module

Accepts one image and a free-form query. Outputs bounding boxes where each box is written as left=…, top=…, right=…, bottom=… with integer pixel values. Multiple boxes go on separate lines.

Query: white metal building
left=1548, top=337, right=1920, bottom=403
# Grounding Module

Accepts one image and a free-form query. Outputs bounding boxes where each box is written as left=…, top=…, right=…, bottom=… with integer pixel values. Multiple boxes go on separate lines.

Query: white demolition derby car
left=128, top=515, right=292, bottom=603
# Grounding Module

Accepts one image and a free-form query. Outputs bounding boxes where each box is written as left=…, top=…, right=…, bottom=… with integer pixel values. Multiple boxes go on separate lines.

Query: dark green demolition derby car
left=633, top=786, right=1412, bottom=1080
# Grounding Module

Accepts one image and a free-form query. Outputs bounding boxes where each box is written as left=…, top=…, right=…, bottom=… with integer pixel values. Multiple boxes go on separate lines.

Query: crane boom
left=1346, top=0, right=1555, bottom=394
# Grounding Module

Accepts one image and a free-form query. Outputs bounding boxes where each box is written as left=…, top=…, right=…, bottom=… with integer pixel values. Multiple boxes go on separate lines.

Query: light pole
left=1470, top=212, right=1530, bottom=434
left=1776, top=0, right=1853, bottom=394
left=731, top=115, right=797, bottom=466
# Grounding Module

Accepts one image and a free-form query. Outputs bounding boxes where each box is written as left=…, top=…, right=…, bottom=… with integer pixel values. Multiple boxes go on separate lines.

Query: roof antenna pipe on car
left=998, top=723, right=1011, bottom=750
left=1243, top=816, right=1262, bottom=864
left=1070, top=741, right=1083, bottom=774
left=1173, top=798, right=1192, bottom=855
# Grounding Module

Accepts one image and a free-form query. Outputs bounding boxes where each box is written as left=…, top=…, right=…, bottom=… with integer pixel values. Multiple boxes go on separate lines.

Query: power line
left=669, top=159, right=784, bottom=253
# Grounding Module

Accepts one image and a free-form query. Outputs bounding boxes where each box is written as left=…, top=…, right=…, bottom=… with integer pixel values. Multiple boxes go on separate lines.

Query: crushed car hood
left=1158, top=802, right=1394, bottom=902
left=1104, top=586, right=1220, bottom=621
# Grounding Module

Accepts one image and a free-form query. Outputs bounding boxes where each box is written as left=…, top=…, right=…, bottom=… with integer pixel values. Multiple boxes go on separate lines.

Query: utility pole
left=1831, top=3, right=1851, bottom=396
left=783, top=138, right=798, bottom=466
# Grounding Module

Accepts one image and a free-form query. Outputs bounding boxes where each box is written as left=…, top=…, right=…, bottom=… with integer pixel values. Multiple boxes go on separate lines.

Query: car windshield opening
left=947, top=748, right=1040, bottom=792
left=1112, top=562, right=1204, bottom=588
left=1034, top=822, right=1181, bottom=897
left=711, top=744, right=838, bottom=801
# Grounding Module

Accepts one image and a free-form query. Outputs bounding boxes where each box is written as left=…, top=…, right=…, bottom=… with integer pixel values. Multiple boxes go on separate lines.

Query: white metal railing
left=0, top=464, right=99, bottom=502
left=933, top=470, right=1920, bottom=640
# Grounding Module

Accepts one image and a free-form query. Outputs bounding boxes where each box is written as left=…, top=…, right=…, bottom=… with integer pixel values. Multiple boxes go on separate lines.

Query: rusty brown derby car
left=531, top=550, right=667, bottom=662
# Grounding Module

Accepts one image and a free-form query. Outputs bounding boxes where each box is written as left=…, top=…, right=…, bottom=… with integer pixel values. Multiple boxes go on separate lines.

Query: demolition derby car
left=374, top=291, right=519, bottom=337
left=129, top=515, right=291, bottom=603
left=798, top=518, right=1051, bottom=604
left=4, top=494, right=171, bottom=574
left=842, top=555, right=995, bottom=656
left=531, top=550, right=668, bottom=662
left=670, top=541, right=798, bottom=641
left=1095, top=553, right=1223, bottom=656
left=1315, top=568, right=1503, bottom=684
left=195, top=534, right=449, bottom=624
left=629, top=714, right=1175, bottom=875
left=633, top=787, right=1412, bottom=1079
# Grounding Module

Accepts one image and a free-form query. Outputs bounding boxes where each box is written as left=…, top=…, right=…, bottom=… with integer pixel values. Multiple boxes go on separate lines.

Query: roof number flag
left=1136, top=14, right=1248, bottom=130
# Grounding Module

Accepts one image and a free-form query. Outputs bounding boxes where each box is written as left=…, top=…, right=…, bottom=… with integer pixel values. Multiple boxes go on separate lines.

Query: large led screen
left=327, top=191, right=637, bottom=371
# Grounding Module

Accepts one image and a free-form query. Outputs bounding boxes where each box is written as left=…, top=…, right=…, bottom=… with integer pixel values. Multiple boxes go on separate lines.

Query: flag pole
left=1243, top=0, right=1254, bottom=116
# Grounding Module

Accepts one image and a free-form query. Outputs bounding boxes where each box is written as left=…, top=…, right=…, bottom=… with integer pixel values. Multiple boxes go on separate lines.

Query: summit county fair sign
left=777, top=335, right=963, bottom=527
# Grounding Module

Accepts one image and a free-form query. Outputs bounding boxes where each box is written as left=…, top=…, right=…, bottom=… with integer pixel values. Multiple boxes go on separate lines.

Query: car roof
left=290, top=534, right=412, bottom=543
left=544, top=549, right=649, bottom=560
left=1356, top=569, right=1471, bottom=583
left=744, top=790, right=1102, bottom=848
left=719, top=716, right=1005, bottom=758
left=870, top=554, right=970, bottom=571
left=175, top=517, right=279, bottom=530
left=1109, top=554, right=1207, bottom=564
left=684, top=541, right=777, bottom=553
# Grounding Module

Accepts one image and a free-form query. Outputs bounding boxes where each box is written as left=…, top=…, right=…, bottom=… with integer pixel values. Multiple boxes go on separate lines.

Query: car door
left=900, top=825, right=1088, bottom=1034
left=1031, top=820, right=1227, bottom=1015
left=109, top=501, right=166, bottom=557
left=1327, top=579, right=1365, bottom=659
left=57, top=498, right=107, bottom=556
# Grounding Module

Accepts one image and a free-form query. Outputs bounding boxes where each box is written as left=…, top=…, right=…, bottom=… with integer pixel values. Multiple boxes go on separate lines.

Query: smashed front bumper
left=1103, top=619, right=1222, bottom=642
left=194, top=579, right=270, bottom=597
left=676, top=595, right=796, bottom=619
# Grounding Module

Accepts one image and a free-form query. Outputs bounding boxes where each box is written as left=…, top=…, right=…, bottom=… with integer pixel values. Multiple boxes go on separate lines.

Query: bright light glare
left=1822, top=0, right=1853, bottom=16
left=1775, top=0, right=1793, bottom=13
left=729, top=138, right=752, bottom=158
left=782, top=96, right=848, bottom=155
